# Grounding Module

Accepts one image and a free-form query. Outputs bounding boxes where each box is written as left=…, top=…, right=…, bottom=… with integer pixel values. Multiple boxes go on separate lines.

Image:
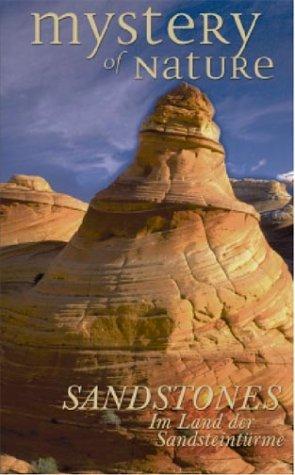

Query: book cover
left=0, top=1, right=293, bottom=474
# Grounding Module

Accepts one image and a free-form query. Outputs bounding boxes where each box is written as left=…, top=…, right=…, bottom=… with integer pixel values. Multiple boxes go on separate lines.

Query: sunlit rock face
left=0, top=174, right=88, bottom=246
left=1, top=84, right=292, bottom=474
left=0, top=174, right=87, bottom=295
left=97, top=85, right=255, bottom=215
left=0, top=454, right=33, bottom=474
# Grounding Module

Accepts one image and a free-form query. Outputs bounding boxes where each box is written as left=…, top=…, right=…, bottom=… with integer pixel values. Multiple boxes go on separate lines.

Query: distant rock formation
left=1, top=85, right=292, bottom=474
left=0, top=174, right=87, bottom=246
left=261, top=201, right=293, bottom=229
left=277, top=171, right=294, bottom=186
left=231, top=178, right=291, bottom=212
left=261, top=201, right=293, bottom=272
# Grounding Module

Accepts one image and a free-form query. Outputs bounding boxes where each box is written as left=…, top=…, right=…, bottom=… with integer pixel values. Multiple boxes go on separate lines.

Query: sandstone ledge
left=0, top=175, right=87, bottom=246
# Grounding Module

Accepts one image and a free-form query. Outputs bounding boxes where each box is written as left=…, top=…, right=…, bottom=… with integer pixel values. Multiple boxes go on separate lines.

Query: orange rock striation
left=1, top=84, right=292, bottom=474
left=0, top=174, right=87, bottom=246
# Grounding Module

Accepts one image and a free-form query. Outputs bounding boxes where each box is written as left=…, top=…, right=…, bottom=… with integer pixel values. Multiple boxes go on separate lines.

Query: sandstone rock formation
left=0, top=174, right=87, bottom=246
left=1, top=84, right=293, bottom=474
left=231, top=178, right=291, bottom=212
left=0, top=454, right=33, bottom=474
left=0, top=240, right=66, bottom=294
left=230, top=178, right=293, bottom=270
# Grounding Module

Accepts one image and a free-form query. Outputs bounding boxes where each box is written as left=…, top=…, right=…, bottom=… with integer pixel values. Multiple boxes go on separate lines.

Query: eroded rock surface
left=230, top=179, right=293, bottom=268
left=0, top=174, right=87, bottom=246
left=0, top=454, right=33, bottom=474
left=1, top=84, right=292, bottom=474
left=0, top=241, right=66, bottom=294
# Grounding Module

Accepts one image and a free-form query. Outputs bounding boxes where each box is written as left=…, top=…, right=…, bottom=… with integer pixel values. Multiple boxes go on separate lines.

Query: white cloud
left=250, top=158, right=267, bottom=172
left=0, top=0, right=173, bottom=162
left=53, top=151, right=124, bottom=175
left=277, top=171, right=294, bottom=184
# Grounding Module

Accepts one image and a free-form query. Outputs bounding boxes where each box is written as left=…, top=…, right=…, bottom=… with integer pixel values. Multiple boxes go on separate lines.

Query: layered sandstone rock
left=0, top=454, right=33, bottom=474
left=0, top=174, right=87, bottom=246
left=0, top=241, right=66, bottom=294
left=230, top=179, right=293, bottom=269
left=231, top=178, right=291, bottom=212
left=1, top=84, right=292, bottom=474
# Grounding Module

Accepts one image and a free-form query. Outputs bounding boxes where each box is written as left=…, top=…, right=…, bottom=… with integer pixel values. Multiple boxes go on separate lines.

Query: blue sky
left=0, top=0, right=293, bottom=201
